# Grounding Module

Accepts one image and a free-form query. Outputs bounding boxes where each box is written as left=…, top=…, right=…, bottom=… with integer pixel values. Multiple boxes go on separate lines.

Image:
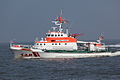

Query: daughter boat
left=10, top=12, right=120, bottom=59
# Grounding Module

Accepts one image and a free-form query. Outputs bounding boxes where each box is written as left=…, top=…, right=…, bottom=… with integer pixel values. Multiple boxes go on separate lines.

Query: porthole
left=52, top=43, right=54, bottom=45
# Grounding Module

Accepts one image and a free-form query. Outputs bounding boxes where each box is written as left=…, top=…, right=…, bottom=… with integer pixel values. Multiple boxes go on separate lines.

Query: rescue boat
left=10, top=12, right=120, bottom=59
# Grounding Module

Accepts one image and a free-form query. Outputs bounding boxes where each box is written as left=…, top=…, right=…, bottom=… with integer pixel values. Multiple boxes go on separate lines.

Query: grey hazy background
left=0, top=0, right=120, bottom=43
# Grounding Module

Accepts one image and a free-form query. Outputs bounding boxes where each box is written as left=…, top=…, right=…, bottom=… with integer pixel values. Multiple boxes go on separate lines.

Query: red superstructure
left=34, top=14, right=78, bottom=50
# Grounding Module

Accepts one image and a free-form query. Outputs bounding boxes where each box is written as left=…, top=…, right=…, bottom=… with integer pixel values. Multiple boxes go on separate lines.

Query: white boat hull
left=11, top=49, right=120, bottom=59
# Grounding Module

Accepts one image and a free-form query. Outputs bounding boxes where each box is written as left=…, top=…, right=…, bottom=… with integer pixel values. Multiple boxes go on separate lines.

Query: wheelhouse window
left=48, top=34, right=50, bottom=37
left=51, top=34, right=54, bottom=37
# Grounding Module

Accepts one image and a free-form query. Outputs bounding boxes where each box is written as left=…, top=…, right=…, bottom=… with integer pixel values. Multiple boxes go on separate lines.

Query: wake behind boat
left=10, top=11, right=120, bottom=59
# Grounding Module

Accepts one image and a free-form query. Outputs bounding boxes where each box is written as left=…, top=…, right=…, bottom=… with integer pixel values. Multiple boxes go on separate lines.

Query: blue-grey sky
left=0, top=0, right=120, bottom=43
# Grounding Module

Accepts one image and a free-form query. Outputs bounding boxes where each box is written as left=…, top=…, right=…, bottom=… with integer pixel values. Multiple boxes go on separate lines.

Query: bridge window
left=51, top=34, right=54, bottom=37
left=48, top=34, right=50, bottom=37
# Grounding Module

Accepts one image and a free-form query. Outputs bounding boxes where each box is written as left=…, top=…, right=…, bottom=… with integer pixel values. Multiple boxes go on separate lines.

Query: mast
left=51, top=10, right=68, bottom=32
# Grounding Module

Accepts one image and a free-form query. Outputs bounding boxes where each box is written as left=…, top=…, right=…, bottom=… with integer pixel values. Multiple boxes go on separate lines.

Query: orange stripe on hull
left=21, top=49, right=32, bottom=51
